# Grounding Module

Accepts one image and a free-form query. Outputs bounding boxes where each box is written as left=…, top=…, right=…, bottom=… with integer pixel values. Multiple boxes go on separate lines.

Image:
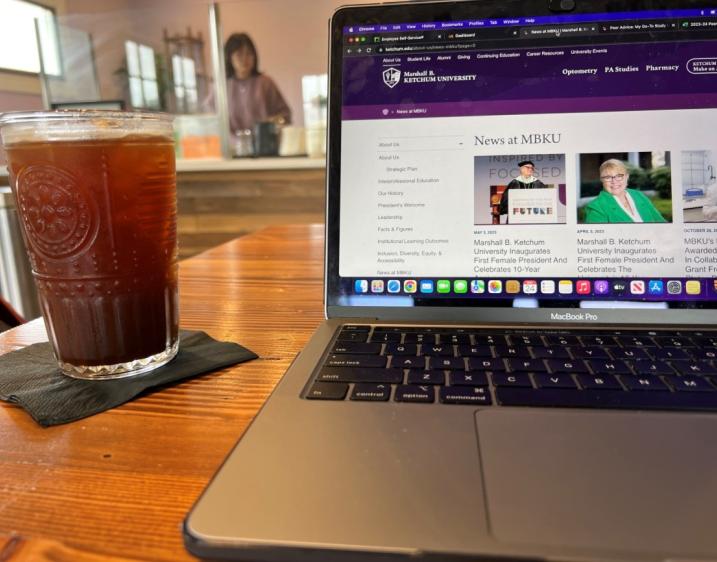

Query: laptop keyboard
left=304, top=326, right=717, bottom=411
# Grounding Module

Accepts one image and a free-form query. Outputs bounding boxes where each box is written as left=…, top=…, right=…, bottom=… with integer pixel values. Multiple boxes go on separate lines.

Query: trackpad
left=475, top=409, right=717, bottom=556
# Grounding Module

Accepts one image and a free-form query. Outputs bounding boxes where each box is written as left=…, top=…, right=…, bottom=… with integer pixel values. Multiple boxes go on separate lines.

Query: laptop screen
left=327, top=1, right=717, bottom=317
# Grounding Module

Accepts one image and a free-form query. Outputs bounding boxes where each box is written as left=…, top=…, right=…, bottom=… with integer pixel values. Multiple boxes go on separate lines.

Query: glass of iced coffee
left=0, top=111, right=179, bottom=379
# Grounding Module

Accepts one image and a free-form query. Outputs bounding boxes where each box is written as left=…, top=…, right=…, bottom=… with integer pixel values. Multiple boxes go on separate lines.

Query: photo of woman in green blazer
left=584, top=159, right=667, bottom=223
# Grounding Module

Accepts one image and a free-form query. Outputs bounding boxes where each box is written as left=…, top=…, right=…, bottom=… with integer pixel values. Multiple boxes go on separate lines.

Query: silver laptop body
left=185, top=1, right=717, bottom=560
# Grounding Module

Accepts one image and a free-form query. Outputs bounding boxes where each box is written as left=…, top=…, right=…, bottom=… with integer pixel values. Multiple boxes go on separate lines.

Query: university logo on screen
left=382, top=67, right=401, bottom=88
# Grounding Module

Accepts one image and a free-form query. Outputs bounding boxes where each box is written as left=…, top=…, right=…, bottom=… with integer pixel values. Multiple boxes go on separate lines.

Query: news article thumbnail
left=576, top=152, right=672, bottom=224
left=682, top=150, right=717, bottom=223
left=473, top=154, right=566, bottom=225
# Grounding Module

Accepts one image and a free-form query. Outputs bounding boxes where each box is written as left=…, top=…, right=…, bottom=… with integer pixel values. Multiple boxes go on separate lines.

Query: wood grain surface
left=177, top=168, right=325, bottom=258
left=0, top=224, right=326, bottom=562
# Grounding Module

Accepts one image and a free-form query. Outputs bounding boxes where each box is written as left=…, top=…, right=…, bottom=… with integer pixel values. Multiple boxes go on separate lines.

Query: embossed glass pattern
left=0, top=110, right=179, bottom=379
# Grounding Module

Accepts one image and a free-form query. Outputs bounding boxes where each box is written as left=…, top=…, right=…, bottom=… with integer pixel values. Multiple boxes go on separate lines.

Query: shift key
left=325, top=354, right=387, bottom=368
left=318, top=367, right=403, bottom=384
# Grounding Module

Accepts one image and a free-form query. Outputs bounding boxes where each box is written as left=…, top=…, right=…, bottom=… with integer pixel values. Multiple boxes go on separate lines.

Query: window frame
left=171, top=53, right=198, bottom=113
left=124, top=40, right=161, bottom=110
left=0, top=0, right=63, bottom=78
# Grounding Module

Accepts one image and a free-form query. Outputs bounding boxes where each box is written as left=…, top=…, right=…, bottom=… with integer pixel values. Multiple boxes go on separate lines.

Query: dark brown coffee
left=5, top=135, right=178, bottom=368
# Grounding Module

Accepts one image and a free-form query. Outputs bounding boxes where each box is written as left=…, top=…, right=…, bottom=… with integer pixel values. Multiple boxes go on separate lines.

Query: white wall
left=216, top=0, right=379, bottom=125
left=1, top=0, right=383, bottom=127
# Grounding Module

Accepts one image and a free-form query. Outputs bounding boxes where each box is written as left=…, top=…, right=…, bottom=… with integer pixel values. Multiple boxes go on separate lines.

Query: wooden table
left=0, top=224, right=326, bottom=562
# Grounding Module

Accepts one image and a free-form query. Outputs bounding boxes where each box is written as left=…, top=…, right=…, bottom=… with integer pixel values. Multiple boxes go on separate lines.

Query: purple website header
left=342, top=41, right=717, bottom=120
left=343, top=9, right=717, bottom=33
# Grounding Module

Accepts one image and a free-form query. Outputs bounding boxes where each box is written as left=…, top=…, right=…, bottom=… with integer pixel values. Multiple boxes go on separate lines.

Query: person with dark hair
left=498, top=160, right=547, bottom=218
left=223, top=33, right=291, bottom=133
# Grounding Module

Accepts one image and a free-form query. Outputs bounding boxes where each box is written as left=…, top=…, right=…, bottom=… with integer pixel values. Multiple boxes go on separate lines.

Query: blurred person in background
left=224, top=32, right=291, bottom=133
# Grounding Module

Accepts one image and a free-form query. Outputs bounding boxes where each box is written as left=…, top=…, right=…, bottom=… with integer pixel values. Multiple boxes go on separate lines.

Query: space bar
left=496, top=388, right=717, bottom=411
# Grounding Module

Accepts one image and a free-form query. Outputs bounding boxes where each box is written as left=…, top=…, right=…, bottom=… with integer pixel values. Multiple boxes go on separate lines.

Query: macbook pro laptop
left=185, top=1, right=717, bottom=560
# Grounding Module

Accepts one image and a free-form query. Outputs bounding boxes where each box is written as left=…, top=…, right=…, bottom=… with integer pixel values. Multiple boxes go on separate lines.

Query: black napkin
left=0, top=330, right=257, bottom=427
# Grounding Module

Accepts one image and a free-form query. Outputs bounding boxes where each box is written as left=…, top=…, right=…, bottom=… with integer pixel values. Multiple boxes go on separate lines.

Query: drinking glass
left=0, top=110, right=179, bottom=379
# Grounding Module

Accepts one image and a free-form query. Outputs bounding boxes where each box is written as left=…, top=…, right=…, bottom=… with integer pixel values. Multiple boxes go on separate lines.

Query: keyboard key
left=336, top=331, right=368, bottom=342
left=495, top=387, right=717, bottom=411
left=588, top=359, right=631, bottom=375
left=385, top=343, right=419, bottom=356
left=474, top=334, right=508, bottom=346
left=457, top=345, right=493, bottom=358
left=491, top=373, right=532, bottom=388
left=629, top=360, right=674, bottom=376
left=341, top=325, right=370, bottom=332
left=423, top=345, right=455, bottom=357
left=439, top=386, right=492, bottom=405
left=532, top=347, right=570, bottom=359
left=407, top=370, right=445, bottom=385
left=450, top=372, right=489, bottom=386
left=655, top=336, right=694, bottom=348
left=392, top=356, right=426, bottom=370
left=616, top=336, right=656, bottom=348
left=569, top=347, right=610, bottom=359
left=671, top=361, right=717, bottom=376
left=438, top=333, right=471, bottom=345
left=510, top=335, right=542, bottom=346
left=577, top=374, right=622, bottom=390
left=350, top=383, right=391, bottom=401
left=691, top=349, right=717, bottom=361
left=468, top=358, right=506, bottom=371
left=318, top=368, right=403, bottom=384
left=372, top=327, right=403, bottom=333
left=306, top=382, right=348, bottom=400
left=428, top=357, right=466, bottom=370
left=652, top=348, right=691, bottom=361
left=545, top=335, right=580, bottom=346
left=581, top=335, right=618, bottom=346
left=621, top=376, right=668, bottom=391
left=534, top=374, right=578, bottom=389
left=611, top=348, right=650, bottom=361
left=394, top=385, right=435, bottom=403
left=666, top=376, right=716, bottom=392
left=494, top=346, right=531, bottom=358
left=434, top=328, right=472, bottom=336
left=370, top=332, right=402, bottom=343
left=404, top=333, right=434, bottom=344
left=332, top=342, right=382, bottom=354
left=369, top=332, right=402, bottom=343
left=507, top=358, right=546, bottom=372
left=325, top=354, right=387, bottom=368
left=692, top=335, right=717, bottom=347
left=547, top=359, right=588, bottom=374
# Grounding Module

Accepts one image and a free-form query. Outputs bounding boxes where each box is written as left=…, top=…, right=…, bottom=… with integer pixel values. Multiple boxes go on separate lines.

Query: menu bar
left=343, top=19, right=717, bottom=57
left=343, top=9, right=717, bottom=33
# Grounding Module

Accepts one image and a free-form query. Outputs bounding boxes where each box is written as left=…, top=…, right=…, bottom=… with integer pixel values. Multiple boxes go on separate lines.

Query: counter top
left=176, top=156, right=325, bottom=172
left=0, top=156, right=326, bottom=180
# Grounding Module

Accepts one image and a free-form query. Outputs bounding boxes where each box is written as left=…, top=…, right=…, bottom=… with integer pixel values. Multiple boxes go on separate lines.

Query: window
left=125, top=40, right=160, bottom=109
left=0, top=0, right=61, bottom=75
left=172, top=54, right=198, bottom=113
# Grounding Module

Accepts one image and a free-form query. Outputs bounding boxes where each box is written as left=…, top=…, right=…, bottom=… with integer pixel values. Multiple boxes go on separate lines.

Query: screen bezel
left=325, top=0, right=717, bottom=326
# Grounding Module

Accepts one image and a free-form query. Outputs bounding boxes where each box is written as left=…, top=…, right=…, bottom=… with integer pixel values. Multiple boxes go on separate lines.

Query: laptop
left=184, top=1, right=717, bottom=560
